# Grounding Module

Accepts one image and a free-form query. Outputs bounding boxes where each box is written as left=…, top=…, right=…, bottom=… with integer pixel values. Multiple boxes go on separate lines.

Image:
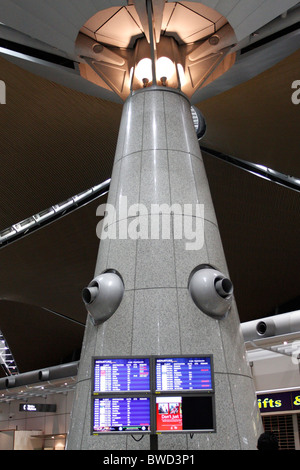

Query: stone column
left=66, top=87, right=262, bottom=450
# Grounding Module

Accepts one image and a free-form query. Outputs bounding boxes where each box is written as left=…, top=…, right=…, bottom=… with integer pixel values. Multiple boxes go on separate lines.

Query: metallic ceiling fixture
left=75, top=1, right=237, bottom=101
left=0, top=330, right=19, bottom=376
left=0, top=179, right=110, bottom=247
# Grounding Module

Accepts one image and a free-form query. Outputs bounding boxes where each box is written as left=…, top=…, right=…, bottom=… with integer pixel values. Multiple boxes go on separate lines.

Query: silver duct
left=0, top=361, right=79, bottom=390
left=240, top=310, right=300, bottom=342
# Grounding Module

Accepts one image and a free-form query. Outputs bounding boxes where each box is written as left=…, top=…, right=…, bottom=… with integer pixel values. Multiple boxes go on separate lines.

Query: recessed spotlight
left=93, top=44, right=103, bottom=54
left=208, top=35, right=220, bottom=46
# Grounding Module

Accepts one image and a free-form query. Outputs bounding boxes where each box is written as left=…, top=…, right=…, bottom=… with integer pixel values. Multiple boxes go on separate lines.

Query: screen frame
left=90, top=355, right=216, bottom=436
left=154, top=392, right=216, bottom=434
left=154, top=354, right=214, bottom=393
left=92, top=355, right=152, bottom=395
left=91, top=395, right=153, bottom=435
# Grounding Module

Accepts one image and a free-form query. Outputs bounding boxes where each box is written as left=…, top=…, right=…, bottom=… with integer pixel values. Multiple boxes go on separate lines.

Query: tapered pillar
left=67, top=87, right=262, bottom=450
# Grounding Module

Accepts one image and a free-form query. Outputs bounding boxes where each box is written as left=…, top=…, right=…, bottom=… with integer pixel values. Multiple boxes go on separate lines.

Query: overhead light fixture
left=132, top=37, right=182, bottom=91
left=0, top=227, right=17, bottom=241
left=34, top=208, right=55, bottom=222
left=135, top=58, right=153, bottom=87
left=177, top=63, right=186, bottom=86
left=76, top=2, right=237, bottom=100
left=53, top=198, right=74, bottom=212
left=73, top=189, right=93, bottom=202
left=13, top=217, right=36, bottom=232
left=156, top=56, right=175, bottom=86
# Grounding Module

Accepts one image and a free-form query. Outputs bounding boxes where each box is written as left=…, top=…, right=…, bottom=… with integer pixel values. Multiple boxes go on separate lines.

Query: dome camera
left=188, top=264, right=233, bottom=318
left=82, top=269, right=124, bottom=325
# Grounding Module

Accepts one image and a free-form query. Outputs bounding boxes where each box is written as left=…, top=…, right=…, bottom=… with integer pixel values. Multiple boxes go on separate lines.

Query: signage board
left=258, top=390, right=300, bottom=413
left=19, top=403, right=56, bottom=412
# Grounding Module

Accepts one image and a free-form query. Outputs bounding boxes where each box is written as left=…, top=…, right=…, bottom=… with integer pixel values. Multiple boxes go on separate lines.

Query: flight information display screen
left=92, top=397, right=151, bottom=434
left=93, top=357, right=150, bottom=393
left=155, top=356, right=213, bottom=392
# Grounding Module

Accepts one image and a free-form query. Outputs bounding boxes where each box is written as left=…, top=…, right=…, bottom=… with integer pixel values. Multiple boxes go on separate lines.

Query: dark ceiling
left=0, top=45, right=299, bottom=377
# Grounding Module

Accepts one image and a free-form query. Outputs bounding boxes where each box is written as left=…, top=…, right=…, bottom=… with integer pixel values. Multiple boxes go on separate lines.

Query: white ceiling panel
left=94, top=7, right=143, bottom=48
left=0, top=1, right=127, bottom=56
left=234, top=0, right=300, bottom=39
left=189, top=0, right=299, bottom=40
left=10, top=0, right=78, bottom=35
left=196, top=0, right=219, bottom=8
left=0, top=0, right=76, bottom=55
left=214, top=0, right=241, bottom=17
left=0, top=0, right=298, bottom=57
left=163, top=3, right=214, bottom=43
left=180, top=1, right=225, bottom=23
left=49, top=0, right=101, bottom=29
left=227, top=0, right=266, bottom=27
left=83, top=7, right=121, bottom=34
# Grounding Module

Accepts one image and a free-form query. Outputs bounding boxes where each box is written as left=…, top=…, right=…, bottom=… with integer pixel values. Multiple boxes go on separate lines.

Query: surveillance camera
left=188, top=264, right=233, bottom=318
left=82, top=269, right=124, bottom=325
left=256, top=319, right=276, bottom=337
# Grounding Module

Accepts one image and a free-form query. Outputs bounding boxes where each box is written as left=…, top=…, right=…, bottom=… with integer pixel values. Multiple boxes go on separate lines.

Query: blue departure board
left=155, top=356, right=213, bottom=392
left=93, top=358, right=150, bottom=393
left=92, top=397, right=151, bottom=433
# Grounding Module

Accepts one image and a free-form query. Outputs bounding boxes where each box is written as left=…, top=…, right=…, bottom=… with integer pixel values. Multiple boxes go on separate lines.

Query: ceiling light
left=156, top=56, right=174, bottom=85
left=33, top=208, right=55, bottom=222
left=0, top=227, right=16, bottom=241
left=13, top=217, right=36, bottom=232
left=73, top=189, right=92, bottom=202
left=53, top=199, right=74, bottom=212
left=177, top=63, right=186, bottom=86
left=135, top=58, right=153, bottom=86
